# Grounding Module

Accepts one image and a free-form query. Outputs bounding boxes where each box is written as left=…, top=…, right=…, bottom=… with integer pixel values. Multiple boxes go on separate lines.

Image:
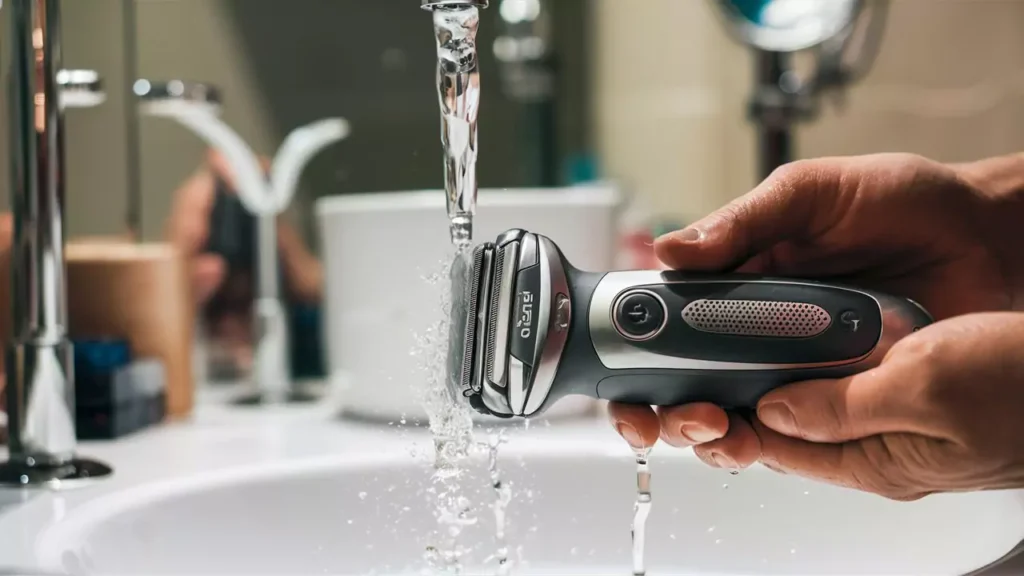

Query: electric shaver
left=447, top=228, right=934, bottom=419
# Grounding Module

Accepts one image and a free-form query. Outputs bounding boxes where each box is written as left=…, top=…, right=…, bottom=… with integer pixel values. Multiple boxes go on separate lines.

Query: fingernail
left=668, top=227, right=702, bottom=243
left=679, top=422, right=720, bottom=444
left=758, top=402, right=797, bottom=435
left=710, top=452, right=738, bottom=470
left=615, top=421, right=645, bottom=449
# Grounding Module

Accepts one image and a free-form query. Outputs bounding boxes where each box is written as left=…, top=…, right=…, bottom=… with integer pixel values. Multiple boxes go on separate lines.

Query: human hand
left=166, top=149, right=324, bottom=307
left=715, top=312, right=1024, bottom=500
left=166, top=150, right=323, bottom=369
left=609, top=153, right=1024, bottom=490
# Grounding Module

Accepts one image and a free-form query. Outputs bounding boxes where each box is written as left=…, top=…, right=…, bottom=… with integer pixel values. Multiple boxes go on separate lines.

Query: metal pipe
left=753, top=50, right=794, bottom=180
left=0, top=0, right=112, bottom=487
left=6, top=0, right=74, bottom=466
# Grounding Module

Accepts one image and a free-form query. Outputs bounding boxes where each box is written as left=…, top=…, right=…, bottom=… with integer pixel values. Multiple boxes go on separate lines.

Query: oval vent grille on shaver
left=446, top=228, right=933, bottom=419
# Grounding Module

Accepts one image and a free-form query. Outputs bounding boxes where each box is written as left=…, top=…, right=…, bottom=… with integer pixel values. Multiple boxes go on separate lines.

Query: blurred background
left=1, top=0, right=1021, bottom=245
left=2, top=0, right=1024, bottom=413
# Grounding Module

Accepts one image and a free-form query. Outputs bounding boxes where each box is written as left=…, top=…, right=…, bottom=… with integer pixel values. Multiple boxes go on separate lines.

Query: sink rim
left=29, top=435, right=1024, bottom=576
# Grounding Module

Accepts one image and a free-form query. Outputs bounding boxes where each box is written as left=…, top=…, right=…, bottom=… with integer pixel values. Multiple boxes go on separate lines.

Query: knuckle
left=843, top=439, right=916, bottom=501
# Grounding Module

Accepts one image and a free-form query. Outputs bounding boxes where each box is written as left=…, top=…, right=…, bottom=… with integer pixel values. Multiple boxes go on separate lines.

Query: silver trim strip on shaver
left=487, top=242, right=519, bottom=387
left=522, top=235, right=571, bottom=417
left=588, top=271, right=923, bottom=372
left=475, top=246, right=514, bottom=416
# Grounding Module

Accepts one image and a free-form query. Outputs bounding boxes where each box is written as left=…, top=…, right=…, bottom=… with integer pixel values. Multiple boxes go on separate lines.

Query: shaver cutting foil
left=447, top=228, right=934, bottom=419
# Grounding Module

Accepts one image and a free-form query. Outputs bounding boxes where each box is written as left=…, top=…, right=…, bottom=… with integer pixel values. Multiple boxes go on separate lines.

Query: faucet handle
left=134, top=79, right=222, bottom=114
left=57, top=69, right=105, bottom=109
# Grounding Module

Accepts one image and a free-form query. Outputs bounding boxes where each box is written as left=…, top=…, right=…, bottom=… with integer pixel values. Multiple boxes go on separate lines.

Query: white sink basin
left=31, top=437, right=1024, bottom=576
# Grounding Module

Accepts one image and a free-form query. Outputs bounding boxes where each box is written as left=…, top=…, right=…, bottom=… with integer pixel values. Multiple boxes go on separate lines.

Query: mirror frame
left=711, top=0, right=865, bottom=53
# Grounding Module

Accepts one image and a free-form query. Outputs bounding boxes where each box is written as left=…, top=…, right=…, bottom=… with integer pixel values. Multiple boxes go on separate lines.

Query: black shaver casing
left=534, top=262, right=933, bottom=415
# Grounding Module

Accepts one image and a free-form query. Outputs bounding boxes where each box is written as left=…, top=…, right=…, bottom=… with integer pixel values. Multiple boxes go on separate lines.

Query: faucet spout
left=0, top=0, right=112, bottom=487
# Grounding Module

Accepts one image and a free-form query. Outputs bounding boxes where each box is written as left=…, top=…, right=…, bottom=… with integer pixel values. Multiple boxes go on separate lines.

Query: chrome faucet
left=0, top=0, right=112, bottom=488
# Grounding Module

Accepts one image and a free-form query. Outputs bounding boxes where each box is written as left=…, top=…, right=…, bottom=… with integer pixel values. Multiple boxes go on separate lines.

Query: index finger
left=166, top=166, right=216, bottom=255
left=653, top=157, right=849, bottom=271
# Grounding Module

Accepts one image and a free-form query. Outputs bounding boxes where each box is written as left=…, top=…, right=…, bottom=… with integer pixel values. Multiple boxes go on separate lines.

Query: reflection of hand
left=0, top=212, right=11, bottom=417
left=608, top=153, right=1024, bottom=498
left=166, top=149, right=324, bottom=307
left=166, top=150, right=323, bottom=366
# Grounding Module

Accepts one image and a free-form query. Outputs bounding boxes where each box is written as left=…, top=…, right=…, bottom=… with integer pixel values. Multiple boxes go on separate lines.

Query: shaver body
left=450, top=229, right=933, bottom=419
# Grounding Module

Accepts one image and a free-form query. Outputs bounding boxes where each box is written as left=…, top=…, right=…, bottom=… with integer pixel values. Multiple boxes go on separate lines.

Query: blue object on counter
left=72, top=339, right=167, bottom=440
left=564, top=153, right=599, bottom=185
left=289, top=303, right=326, bottom=380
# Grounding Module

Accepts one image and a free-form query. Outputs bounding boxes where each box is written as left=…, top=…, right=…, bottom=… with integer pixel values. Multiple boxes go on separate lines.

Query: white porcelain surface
left=315, top=187, right=621, bottom=424
left=2, top=406, right=1023, bottom=576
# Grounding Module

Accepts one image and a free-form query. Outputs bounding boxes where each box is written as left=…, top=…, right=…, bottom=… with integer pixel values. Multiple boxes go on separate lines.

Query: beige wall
left=592, top=0, right=1024, bottom=224
left=7, top=0, right=1024, bottom=240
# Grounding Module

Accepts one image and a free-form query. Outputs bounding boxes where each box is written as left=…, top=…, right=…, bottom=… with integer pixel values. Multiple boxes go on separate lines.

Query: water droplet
left=791, top=548, right=797, bottom=555
left=707, top=526, right=716, bottom=533
left=803, top=490, right=810, bottom=495
left=759, top=503, right=765, bottom=509
left=729, top=469, right=740, bottom=476
left=715, top=539, right=722, bottom=545
left=670, top=534, right=676, bottom=540
left=347, top=519, right=354, bottom=525
left=722, top=483, right=729, bottom=490
left=570, top=547, right=578, bottom=556
left=358, top=491, right=368, bottom=500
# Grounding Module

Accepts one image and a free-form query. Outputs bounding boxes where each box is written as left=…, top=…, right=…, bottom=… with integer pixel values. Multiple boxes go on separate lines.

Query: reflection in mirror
left=712, top=0, right=888, bottom=178
left=714, top=0, right=863, bottom=52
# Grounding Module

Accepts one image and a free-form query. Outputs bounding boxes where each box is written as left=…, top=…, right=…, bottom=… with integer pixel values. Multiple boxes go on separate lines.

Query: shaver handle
left=552, top=271, right=933, bottom=411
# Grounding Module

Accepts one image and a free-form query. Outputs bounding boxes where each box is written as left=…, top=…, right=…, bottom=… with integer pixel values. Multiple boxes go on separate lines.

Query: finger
left=655, top=403, right=728, bottom=448
left=653, top=158, right=848, bottom=271
left=693, top=412, right=761, bottom=470
left=607, top=402, right=660, bottom=450
left=755, top=366, right=934, bottom=444
left=166, top=167, right=216, bottom=253
left=0, top=212, right=12, bottom=250
left=753, top=419, right=921, bottom=500
left=191, top=255, right=226, bottom=306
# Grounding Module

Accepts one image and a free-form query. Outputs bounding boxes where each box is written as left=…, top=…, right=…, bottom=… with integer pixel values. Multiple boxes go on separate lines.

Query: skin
left=609, top=152, right=1024, bottom=500
left=166, top=149, right=324, bottom=367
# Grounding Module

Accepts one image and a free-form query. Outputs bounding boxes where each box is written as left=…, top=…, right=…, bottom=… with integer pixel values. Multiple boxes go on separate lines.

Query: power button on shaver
left=613, top=290, right=668, bottom=341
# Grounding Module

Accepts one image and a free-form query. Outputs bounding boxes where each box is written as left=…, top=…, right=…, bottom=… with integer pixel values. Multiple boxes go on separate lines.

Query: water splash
left=411, top=251, right=478, bottom=574
left=487, top=432, right=513, bottom=575
left=632, top=449, right=652, bottom=576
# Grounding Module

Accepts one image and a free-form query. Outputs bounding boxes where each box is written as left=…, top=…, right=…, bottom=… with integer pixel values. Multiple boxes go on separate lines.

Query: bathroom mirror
left=712, top=0, right=864, bottom=52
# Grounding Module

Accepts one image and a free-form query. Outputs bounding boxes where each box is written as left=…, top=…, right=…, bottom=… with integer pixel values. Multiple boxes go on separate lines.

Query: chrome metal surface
left=4, top=0, right=111, bottom=485
left=5, top=343, right=74, bottom=467
left=56, top=69, right=105, bottom=109
left=522, top=235, right=569, bottom=417
left=681, top=299, right=832, bottom=338
left=611, top=289, right=669, bottom=342
left=486, top=241, right=518, bottom=387
left=508, top=356, right=526, bottom=415
left=0, top=457, right=112, bottom=490
left=132, top=79, right=221, bottom=105
left=588, top=271, right=928, bottom=372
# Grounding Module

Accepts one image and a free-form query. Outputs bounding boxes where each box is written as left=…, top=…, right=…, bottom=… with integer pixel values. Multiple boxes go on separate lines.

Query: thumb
left=653, top=159, right=846, bottom=271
